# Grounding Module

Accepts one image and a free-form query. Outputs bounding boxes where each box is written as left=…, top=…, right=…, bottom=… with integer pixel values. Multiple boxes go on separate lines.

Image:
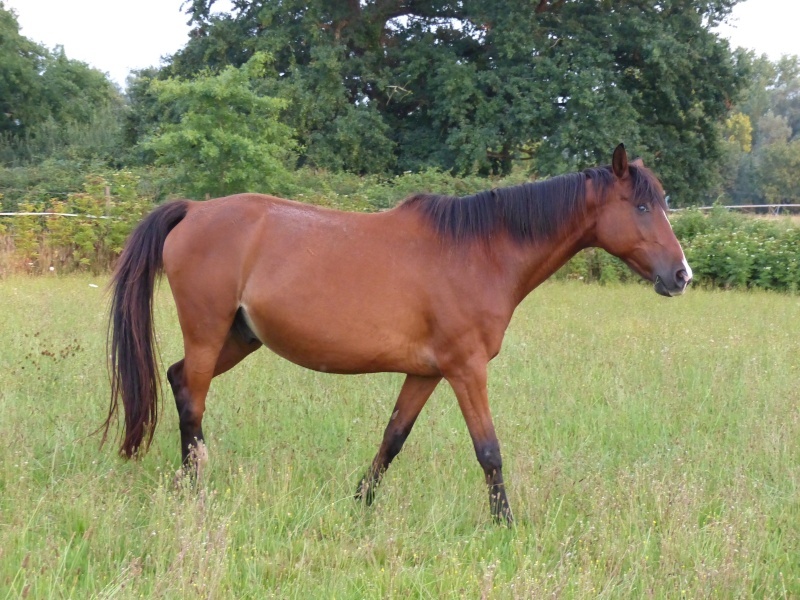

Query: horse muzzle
left=654, top=266, right=692, bottom=297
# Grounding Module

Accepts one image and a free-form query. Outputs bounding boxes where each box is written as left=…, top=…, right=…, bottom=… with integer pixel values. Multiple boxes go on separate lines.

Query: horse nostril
left=676, top=269, right=691, bottom=286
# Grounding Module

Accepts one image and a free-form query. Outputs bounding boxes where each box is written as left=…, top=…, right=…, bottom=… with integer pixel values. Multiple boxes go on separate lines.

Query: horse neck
left=502, top=198, right=598, bottom=307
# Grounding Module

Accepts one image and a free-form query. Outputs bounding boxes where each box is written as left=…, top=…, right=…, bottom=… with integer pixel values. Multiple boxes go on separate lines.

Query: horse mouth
left=654, top=275, right=687, bottom=297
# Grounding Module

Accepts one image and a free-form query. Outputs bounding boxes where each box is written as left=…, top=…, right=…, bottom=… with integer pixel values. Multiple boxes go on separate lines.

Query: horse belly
left=239, top=298, right=437, bottom=376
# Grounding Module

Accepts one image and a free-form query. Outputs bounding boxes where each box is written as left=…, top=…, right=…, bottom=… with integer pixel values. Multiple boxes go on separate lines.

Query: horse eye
left=637, top=203, right=649, bottom=213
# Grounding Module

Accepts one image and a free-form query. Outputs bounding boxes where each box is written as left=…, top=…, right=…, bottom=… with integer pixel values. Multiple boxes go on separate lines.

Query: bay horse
left=104, top=144, right=691, bottom=524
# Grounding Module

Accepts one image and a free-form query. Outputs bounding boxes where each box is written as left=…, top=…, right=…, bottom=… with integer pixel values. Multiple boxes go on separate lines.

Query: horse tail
left=103, top=200, right=189, bottom=458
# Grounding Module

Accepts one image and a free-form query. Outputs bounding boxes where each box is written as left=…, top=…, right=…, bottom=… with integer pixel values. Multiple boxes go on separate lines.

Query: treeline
left=5, top=0, right=799, bottom=210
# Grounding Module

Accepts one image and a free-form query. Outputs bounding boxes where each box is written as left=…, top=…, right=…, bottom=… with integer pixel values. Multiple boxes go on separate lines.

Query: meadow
left=1, top=276, right=799, bottom=598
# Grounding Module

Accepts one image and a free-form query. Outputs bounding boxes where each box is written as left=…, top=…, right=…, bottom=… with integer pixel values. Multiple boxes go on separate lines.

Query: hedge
left=2, top=172, right=798, bottom=293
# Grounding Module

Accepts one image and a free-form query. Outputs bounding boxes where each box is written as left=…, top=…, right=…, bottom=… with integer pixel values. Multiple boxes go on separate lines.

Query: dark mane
left=400, top=164, right=666, bottom=244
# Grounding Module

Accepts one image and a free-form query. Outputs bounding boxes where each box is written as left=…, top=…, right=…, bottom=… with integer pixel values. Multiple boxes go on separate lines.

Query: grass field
left=1, top=276, right=799, bottom=599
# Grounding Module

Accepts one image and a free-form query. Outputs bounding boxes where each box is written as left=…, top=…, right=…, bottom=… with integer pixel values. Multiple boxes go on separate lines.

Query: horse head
left=593, top=144, right=692, bottom=297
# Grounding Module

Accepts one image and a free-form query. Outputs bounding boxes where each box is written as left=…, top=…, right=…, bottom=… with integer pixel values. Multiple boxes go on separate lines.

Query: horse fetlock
left=488, top=486, right=514, bottom=525
left=175, top=439, right=209, bottom=487
left=193, top=441, right=208, bottom=479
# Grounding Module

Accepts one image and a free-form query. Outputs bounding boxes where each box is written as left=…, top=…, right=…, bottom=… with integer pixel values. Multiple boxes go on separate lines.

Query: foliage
left=558, top=207, right=800, bottom=293
left=3, top=165, right=800, bottom=293
left=0, top=157, right=148, bottom=212
left=0, top=2, right=48, bottom=136
left=672, top=207, right=800, bottom=292
left=0, top=104, right=128, bottom=169
left=288, top=165, right=531, bottom=210
left=556, top=247, right=639, bottom=286
left=718, top=53, right=800, bottom=205
left=141, top=53, right=296, bottom=199
left=1, top=171, right=152, bottom=274
left=163, top=0, right=746, bottom=203
left=723, top=112, right=752, bottom=153
left=0, top=4, right=120, bottom=139
left=754, top=139, right=800, bottom=205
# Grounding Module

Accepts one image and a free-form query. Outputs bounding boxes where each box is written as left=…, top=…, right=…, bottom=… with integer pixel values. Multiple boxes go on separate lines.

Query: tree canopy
left=152, top=0, right=747, bottom=204
left=0, top=3, right=119, bottom=137
left=714, top=52, right=800, bottom=206
left=9, top=0, right=795, bottom=208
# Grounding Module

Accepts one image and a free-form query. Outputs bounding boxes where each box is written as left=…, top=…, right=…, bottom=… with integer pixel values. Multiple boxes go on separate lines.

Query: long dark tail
left=103, top=200, right=189, bottom=458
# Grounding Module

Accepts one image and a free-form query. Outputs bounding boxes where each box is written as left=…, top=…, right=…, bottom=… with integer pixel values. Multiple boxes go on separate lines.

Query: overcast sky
left=5, top=0, right=800, bottom=88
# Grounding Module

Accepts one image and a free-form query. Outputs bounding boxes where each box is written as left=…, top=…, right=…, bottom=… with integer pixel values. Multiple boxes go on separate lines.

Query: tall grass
left=1, top=278, right=799, bottom=598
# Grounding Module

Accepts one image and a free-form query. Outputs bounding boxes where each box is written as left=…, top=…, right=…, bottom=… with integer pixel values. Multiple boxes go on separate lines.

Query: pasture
left=1, top=276, right=799, bottom=598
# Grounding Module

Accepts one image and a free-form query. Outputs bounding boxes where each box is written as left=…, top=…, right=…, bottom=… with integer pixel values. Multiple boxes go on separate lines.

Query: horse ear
left=631, top=157, right=645, bottom=168
left=612, top=144, right=628, bottom=178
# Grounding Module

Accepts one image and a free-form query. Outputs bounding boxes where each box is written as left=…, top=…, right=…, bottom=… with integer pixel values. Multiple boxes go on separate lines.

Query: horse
left=104, top=144, right=691, bottom=524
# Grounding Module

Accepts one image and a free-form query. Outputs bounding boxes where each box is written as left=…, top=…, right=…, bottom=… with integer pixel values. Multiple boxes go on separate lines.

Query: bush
left=0, top=171, right=152, bottom=274
left=674, top=208, right=800, bottom=292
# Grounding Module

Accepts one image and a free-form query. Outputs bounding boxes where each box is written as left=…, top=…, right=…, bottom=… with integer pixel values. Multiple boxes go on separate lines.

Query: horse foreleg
left=446, top=362, right=514, bottom=525
left=356, top=374, right=441, bottom=505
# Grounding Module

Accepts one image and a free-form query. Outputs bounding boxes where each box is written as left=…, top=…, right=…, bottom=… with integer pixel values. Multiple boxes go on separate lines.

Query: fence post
left=105, top=186, right=111, bottom=216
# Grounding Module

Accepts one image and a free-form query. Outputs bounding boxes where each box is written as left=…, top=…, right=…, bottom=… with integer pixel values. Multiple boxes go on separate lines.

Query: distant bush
left=287, top=166, right=531, bottom=210
left=0, top=171, right=152, bottom=275
left=556, top=247, right=639, bottom=286
left=673, top=207, right=800, bottom=292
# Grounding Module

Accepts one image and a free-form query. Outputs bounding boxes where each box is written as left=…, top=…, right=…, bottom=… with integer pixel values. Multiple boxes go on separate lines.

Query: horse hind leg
left=168, top=308, right=262, bottom=477
left=356, top=374, right=441, bottom=505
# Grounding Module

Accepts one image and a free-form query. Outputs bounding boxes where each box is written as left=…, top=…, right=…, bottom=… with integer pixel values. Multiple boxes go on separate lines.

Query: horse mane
left=400, top=164, right=666, bottom=244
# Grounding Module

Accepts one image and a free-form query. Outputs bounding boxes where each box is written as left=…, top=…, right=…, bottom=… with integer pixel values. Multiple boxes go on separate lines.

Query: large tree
left=155, top=0, right=745, bottom=204
left=0, top=3, right=121, bottom=159
left=0, top=3, right=50, bottom=135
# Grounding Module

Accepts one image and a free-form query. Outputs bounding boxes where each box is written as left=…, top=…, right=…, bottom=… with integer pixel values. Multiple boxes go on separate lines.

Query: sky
left=5, top=0, right=800, bottom=89
left=5, top=0, right=232, bottom=87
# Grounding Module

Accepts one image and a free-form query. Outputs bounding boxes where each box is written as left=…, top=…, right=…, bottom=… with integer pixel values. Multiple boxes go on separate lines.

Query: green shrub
left=675, top=210, right=800, bottom=292
left=1, top=171, right=152, bottom=274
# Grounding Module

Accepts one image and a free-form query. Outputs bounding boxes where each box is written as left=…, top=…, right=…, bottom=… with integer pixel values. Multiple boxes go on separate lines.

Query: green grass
left=1, top=277, right=799, bottom=598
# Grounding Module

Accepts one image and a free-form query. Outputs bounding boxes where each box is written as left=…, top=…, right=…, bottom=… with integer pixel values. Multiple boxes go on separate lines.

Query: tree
left=155, top=0, right=746, bottom=204
left=0, top=3, right=49, bottom=135
left=142, top=52, right=295, bottom=198
left=770, top=55, right=800, bottom=140
left=0, top=3, right=121, bottom=164
left=755, top=139, right=800, bottom=205
left=714, top=53, right=800, bottom=204
left=724, top=112, right=752, bottom=153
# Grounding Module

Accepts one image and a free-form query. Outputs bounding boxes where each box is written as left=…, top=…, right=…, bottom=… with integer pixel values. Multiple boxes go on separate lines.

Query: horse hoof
left=355, top=478, right=376, bottom=506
